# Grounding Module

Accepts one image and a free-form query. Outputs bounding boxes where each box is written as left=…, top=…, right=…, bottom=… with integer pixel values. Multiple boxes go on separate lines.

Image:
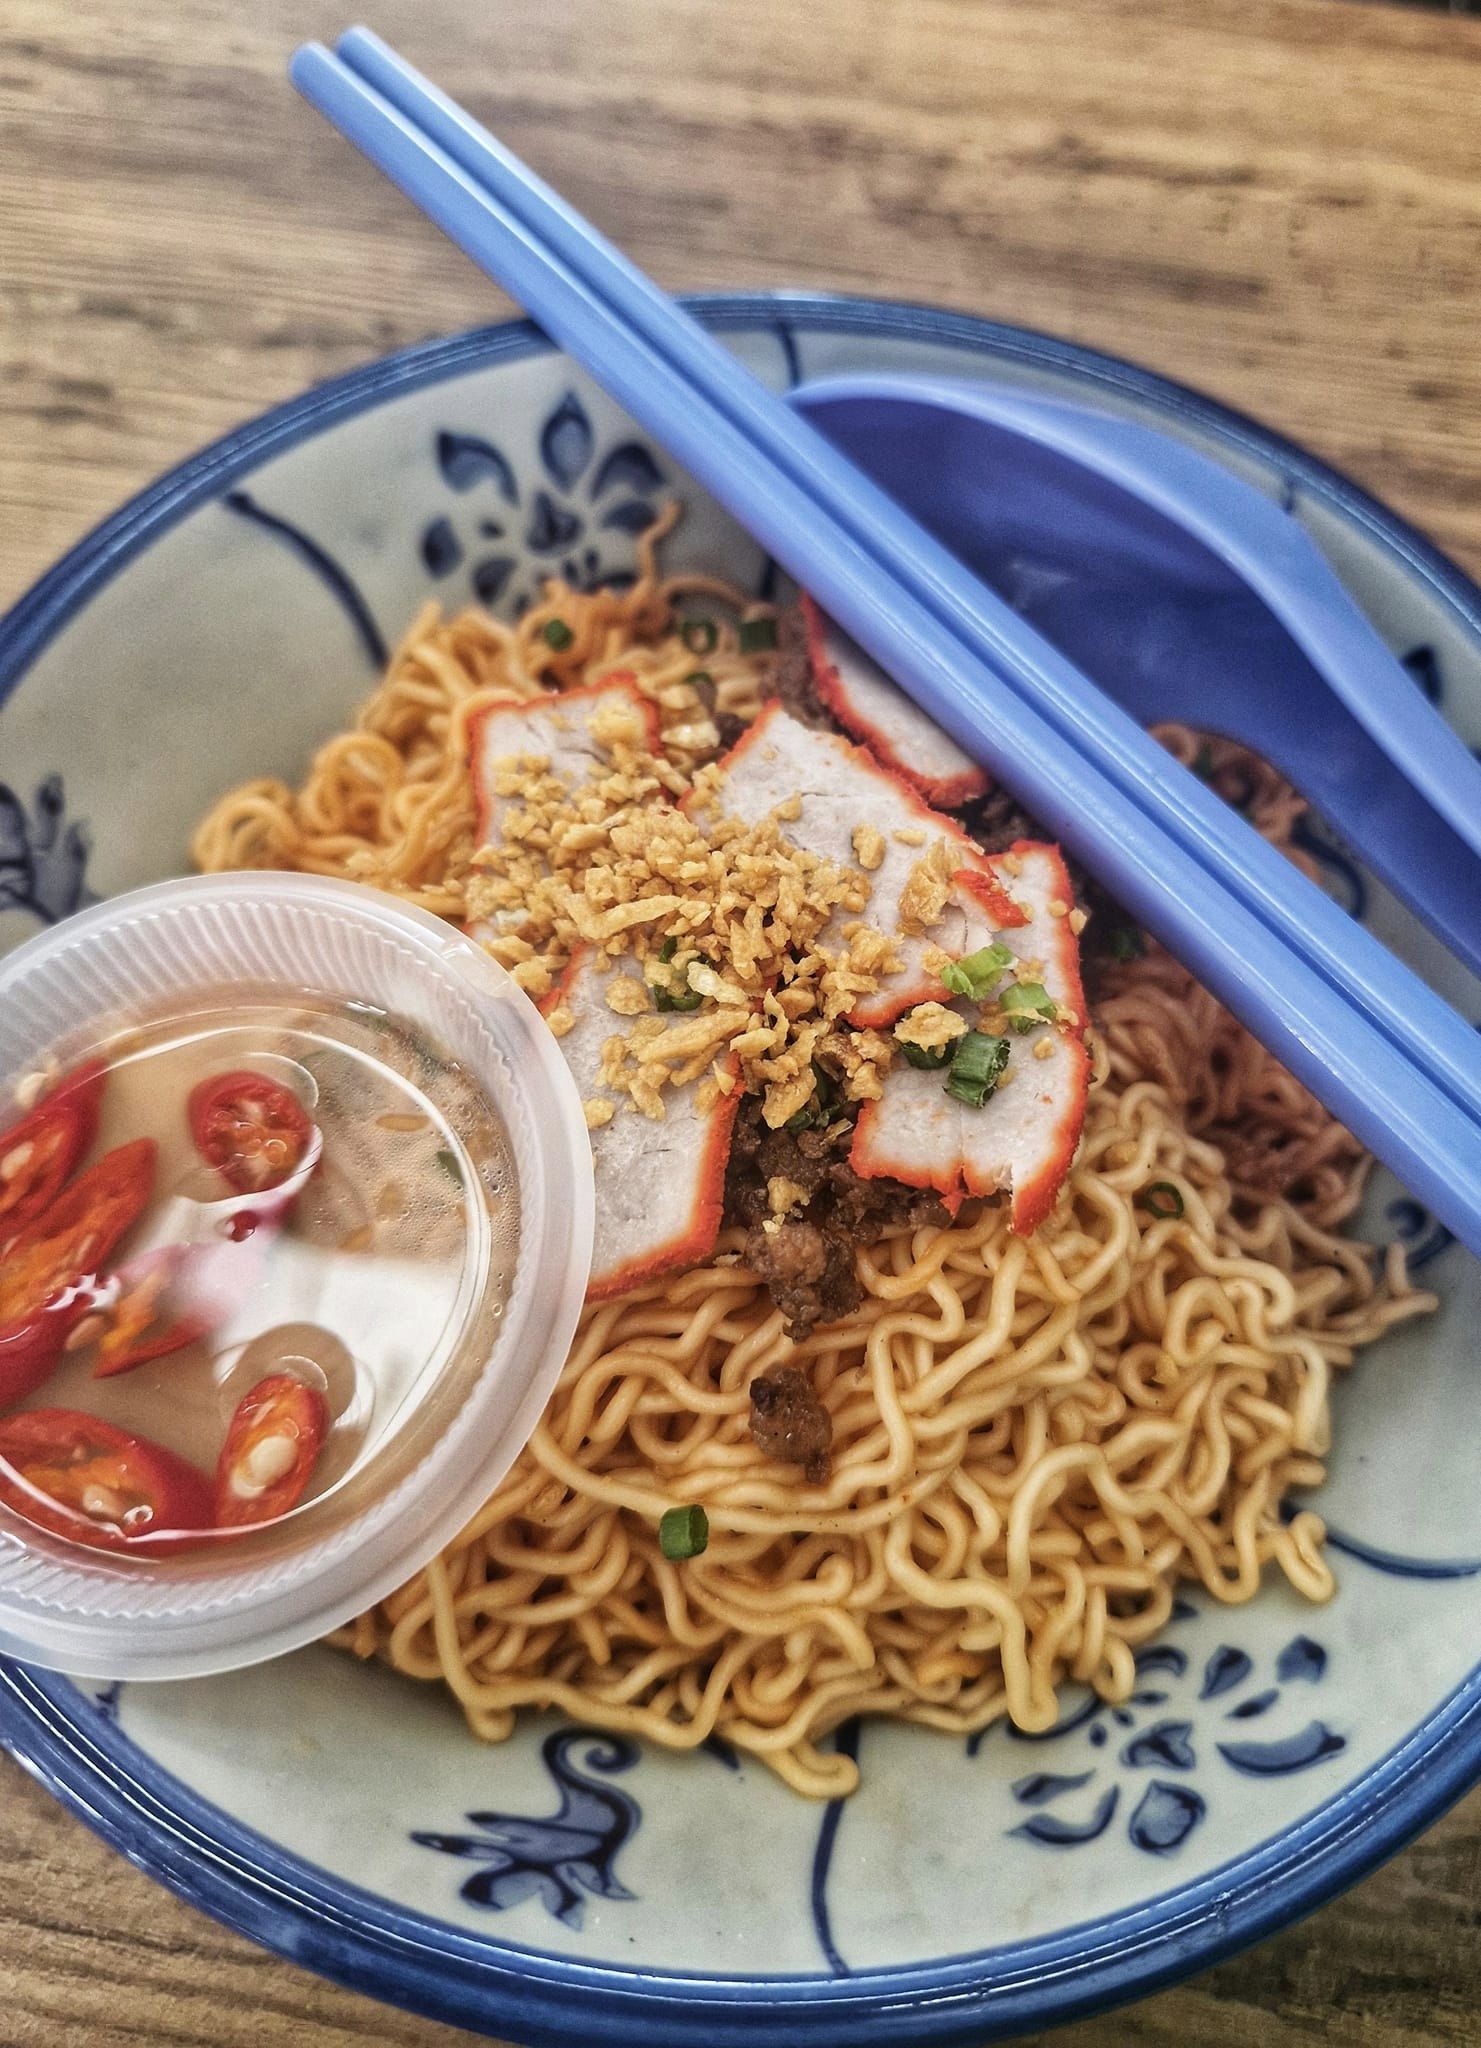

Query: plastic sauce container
left=0, top=873, right=594, bottom=1677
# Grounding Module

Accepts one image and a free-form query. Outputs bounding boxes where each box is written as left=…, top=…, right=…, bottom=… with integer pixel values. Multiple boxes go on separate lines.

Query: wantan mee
left=192, top=512, right=1434, bottom=1798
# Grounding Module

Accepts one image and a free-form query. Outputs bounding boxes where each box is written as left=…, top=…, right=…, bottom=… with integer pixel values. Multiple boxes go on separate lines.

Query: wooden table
left=3, top=0, right=1480, bottom=2040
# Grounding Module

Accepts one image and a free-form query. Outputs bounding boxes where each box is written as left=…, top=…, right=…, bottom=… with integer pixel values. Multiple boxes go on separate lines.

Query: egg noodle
left=192, top=515, right=1433, bottom=1798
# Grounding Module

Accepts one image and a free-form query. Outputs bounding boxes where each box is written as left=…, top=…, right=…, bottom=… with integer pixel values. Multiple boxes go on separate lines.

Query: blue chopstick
left=308, top=29, right=1481, bottom=1134
left=289, top=33, right=1481, bottom=1259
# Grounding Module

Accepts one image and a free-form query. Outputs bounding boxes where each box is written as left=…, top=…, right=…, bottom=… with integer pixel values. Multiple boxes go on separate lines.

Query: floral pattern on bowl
left=418, top=388, right=668, bottom=613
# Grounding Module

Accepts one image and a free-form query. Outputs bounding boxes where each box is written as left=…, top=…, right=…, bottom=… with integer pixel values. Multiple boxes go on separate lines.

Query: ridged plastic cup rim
left=0, top=872, right=595, bottom=1679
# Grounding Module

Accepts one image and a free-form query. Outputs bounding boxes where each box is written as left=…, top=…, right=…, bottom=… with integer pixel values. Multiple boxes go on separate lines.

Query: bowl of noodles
left=1, top=292, right=1478, bottom=2046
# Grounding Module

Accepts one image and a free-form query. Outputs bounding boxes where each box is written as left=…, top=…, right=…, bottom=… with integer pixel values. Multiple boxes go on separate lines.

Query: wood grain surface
left=2, top=0, right=1481, bottom=2042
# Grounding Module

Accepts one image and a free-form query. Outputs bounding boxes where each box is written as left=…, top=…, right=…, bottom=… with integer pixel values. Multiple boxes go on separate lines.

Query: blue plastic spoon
left=791, top=373, right=1481, bottom=978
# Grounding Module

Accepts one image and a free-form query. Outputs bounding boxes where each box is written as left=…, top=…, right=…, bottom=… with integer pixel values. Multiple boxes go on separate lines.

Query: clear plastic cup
left=0, top=872, right=594, bottom=1677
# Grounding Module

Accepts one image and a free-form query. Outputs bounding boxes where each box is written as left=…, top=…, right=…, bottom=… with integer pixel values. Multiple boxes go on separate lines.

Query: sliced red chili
left=0, top=1408, right=212, bottom=1550
left=0, top=1059, right=106, bottom=1243
left=214, top=1374, right=328, bottom=1527
left=0, top=1139, right=155, bottom=1331
left=91, top=1247, right=211, bottom=1378
left=0, top=1299, right=77, bottom=1410
left=188, top=1071, right=312, bottom=1196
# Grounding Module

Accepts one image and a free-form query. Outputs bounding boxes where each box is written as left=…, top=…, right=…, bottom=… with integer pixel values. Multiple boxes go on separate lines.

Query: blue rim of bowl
left=1, top=291, right=1480, bottom=2047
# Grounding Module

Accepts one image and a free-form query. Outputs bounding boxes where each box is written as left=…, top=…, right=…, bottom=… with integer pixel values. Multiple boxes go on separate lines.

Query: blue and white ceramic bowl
left=1, top=294, right=1478, bottom=2047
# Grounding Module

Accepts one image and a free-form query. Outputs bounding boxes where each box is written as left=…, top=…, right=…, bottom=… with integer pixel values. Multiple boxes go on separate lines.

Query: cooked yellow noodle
left=193, top=522, right=1433, bottom=1798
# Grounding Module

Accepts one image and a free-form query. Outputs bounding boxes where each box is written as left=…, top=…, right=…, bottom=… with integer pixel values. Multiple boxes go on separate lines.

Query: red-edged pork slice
left=467, top=672, right=659, bottom=850
left=803, top=595, right=989, bottom=806
left=544, top=950, right=741, bottom=1298
left=980, top=841, right=1088, bottom=1026
left=872, top=847, right=1087, bottom=1032
left=851, top=1026, right=1089, bottom=1234
left=693, top=703, right=1024, bottom=1029
left=898, top=842, right=1086, bottom=1029
left=852, top=839, right=1090, bottom=1233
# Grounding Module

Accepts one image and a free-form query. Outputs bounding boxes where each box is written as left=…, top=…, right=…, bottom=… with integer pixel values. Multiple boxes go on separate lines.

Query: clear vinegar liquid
left=9, top=996, right=518, bottom=1553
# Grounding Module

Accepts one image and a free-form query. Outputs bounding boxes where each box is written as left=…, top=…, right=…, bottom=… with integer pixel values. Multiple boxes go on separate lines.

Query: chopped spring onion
left=682, top=618, right=718, bottom=656
left=901, top=1041, right=955, bottom=1072
left=434, top=1147, right=464, bottom=1186
left=1000, top=981, right=1056, bottom=1032
left=659, top=1503, right=709, bottom=1560
left=785, top=1064, right=839, bottom=1131
left=655, top=980, right=704, bottom=1013
left=899, top=1037, right=954, bottom=1071
left=684, top=670, right=714, bottom=691
left=1141, top=1181, right=1185, bottom=1220
left=651, top=938, right=706, bottom=1009
left=738, top=616, right=779, bottom=654
left=940, top=941, right=1014, bottom=1001
left=943, top=1030, right=1010, bottom=1108
left=542, top=618, right=575, bottom=650
left=1108, top=926, right=1145, bottom=962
